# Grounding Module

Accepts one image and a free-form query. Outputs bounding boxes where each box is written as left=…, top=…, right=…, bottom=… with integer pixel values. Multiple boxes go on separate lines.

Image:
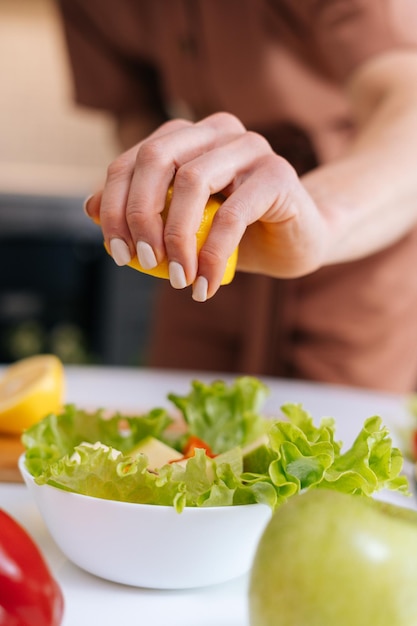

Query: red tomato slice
left=169, top=435, right=216, bottom=464
left=182, top=435, right=216, bottom=458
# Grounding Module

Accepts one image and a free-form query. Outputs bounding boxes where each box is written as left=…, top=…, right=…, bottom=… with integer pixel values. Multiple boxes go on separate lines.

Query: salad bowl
left=19, top=376, right=408, bottom=589
left=19, top=455, right=271, bottom=589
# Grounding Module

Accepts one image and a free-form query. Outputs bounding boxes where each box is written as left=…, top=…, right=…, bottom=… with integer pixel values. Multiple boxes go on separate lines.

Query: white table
left=1, top=366, right=415, bottom=626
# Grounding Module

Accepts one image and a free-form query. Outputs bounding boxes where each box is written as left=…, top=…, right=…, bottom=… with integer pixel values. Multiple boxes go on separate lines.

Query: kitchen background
left=0, top=0, right=157, bottom=366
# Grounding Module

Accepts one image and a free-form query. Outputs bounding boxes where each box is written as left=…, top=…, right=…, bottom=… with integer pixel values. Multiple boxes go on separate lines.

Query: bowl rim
left=18, top=452, right=270, bottom=514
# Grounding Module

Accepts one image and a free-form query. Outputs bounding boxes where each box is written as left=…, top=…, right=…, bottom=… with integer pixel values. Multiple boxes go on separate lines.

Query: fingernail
left=109, top=238, right=132, bottom=266
left=169, top=261, right=187, bottom=289
left=137, top=241, right=157, bottom=269
left=192, top=276, right=208, bottom=302
left=83, top=194, right=94, bottom=218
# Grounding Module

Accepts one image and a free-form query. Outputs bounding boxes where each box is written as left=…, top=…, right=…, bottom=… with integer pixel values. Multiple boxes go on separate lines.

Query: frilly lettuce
left=22, top=403, right=173, bottom=477
left=22, top=377, right=409, bottom=513
left=167, top=377, right=270, bottom=453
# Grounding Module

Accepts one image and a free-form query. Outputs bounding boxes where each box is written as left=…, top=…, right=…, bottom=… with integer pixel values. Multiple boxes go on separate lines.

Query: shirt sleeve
left=273, top=0, right=417, bottom=82
left=56, top=0, right=167, bottom=119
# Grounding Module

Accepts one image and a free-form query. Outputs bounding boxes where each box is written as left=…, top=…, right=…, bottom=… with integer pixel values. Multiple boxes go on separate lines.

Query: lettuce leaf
left=167, top=376, right=270, bottom=453
left=22, top=378, right=410, bottom=512
left=249, top=405, right=409, bottom=501
left=22, top=404, right=173, bottom=477
left=31, top=443, right=246, bottom=512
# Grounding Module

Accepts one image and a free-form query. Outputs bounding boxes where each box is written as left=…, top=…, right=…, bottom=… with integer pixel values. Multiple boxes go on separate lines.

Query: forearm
left=302, top=51, right=417, bottom=265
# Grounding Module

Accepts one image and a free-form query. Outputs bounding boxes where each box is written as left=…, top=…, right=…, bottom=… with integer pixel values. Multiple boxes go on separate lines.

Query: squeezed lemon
left=0, top=354, right=65, bottom=434
left=102, top=187, right=238, bottom=285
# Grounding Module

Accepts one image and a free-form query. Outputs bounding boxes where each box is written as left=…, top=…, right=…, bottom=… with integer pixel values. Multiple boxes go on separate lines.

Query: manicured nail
left=83, top=194, right=94, bottom=218
left=169, top=261, right=187, bottom=289
left=137, top=241, right=157, bottom=269
left=109, top=238, right=132, bottom=266
left=192, top=276, right=208, bottom=302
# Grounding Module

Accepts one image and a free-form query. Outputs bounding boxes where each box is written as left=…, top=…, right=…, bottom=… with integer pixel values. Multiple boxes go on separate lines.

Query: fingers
left=84, top=119, right=193, bottom=250
left=125, top=113, right=246, bottom=277
left=98, top=119, right=194, bottom=265
left=166, top=131, right=274, bottom=295
left=191, top=151, right=298, bottom=299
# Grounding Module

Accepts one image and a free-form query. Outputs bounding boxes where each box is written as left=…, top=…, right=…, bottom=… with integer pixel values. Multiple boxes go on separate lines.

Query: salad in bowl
left=19, top=376, right=409, bottom=588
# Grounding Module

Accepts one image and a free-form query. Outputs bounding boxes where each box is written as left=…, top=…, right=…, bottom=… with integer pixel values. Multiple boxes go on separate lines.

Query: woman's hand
left=85, top=111, right=331, bottom=301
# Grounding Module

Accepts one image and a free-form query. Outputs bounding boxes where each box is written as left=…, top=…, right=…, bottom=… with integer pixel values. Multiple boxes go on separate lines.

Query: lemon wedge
left=0, top=354, right=65, bottom=434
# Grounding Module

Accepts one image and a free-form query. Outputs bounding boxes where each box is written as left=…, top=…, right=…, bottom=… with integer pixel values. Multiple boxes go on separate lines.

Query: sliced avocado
left=128, top=436, right=183, bottom=470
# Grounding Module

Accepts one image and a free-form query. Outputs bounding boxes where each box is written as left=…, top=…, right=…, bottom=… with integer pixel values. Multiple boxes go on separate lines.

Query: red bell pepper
left=0, top=509, right=64, bottom=626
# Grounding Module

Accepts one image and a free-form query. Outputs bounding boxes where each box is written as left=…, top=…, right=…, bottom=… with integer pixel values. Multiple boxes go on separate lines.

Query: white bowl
left=19, top=455, right=272, bottom=589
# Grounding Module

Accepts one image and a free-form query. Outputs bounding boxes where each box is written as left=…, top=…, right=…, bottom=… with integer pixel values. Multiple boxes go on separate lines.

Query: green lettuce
left=22, top=404, right=173, bottom=477
left=22, top=377, right=410, bottom=513
left=168, top=376, right=270, bottom=453
left=243, top=404, right=408, bottom=509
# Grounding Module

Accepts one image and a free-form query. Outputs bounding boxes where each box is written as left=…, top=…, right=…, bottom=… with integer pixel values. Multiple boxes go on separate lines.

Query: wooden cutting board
left=0, top=435, right=25, bottom=482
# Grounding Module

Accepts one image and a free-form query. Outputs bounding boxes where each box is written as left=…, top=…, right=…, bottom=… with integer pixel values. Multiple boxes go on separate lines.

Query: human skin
left=84, top=51, right=417, bottom=302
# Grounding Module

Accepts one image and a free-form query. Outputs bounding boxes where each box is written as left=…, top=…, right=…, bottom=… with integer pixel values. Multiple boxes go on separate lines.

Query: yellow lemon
left=0, top=354, right=65, bottom=434
left=102, top=187, right=238, bottom=285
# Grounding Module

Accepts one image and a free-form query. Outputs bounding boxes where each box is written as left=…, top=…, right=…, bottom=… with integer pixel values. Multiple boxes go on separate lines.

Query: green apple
left=249, top=490, right=417, bottom=626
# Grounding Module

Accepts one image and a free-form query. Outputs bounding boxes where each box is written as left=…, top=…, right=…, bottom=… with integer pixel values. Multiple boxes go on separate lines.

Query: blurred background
left=0, top=0, right=156, bottom=366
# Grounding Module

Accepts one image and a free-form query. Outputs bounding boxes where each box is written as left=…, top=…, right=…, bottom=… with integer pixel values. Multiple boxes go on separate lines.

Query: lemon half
left=0, top=354, right=65, bottom=434
left=102, top=187, right=238, bottom=285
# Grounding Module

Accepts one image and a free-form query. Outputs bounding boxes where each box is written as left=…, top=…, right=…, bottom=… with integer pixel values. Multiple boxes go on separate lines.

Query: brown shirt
left=58, top=0, right=417, bottom=391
